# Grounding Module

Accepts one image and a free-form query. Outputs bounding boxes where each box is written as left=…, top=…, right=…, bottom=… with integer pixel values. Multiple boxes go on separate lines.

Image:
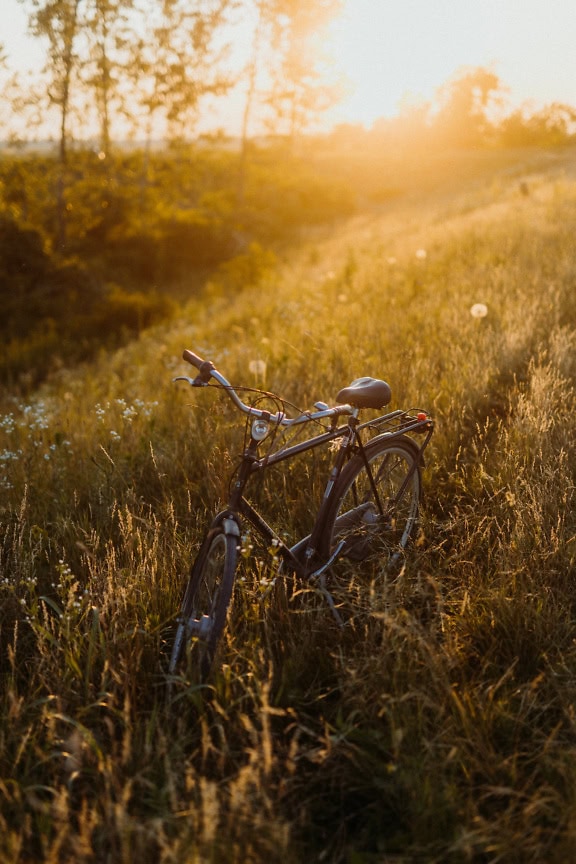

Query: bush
left=0, top=217, right=175, bottom=389
left=0, top=216, right=48, bottom=287
left=215, top=242, right=277, bottom=292
left=92, top=284, right=176, bottom=337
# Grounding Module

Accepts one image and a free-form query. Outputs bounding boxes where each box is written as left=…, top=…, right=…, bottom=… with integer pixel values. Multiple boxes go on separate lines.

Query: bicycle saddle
left=336, top=377, right=392, bottom=409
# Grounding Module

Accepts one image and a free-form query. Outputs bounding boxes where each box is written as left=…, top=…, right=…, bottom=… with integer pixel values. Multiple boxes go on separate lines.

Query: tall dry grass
left=2, top=150, right=576, bottom=862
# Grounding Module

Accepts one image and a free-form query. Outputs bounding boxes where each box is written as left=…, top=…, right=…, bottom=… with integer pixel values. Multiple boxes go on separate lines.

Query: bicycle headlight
left=251, top=418, right=270, bottom=441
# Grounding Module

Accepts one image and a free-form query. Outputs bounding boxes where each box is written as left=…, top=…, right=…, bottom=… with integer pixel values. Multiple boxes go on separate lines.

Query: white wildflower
left=249, top=360, right=267, bottom=377
left=470, top=303, right=488, bottom=318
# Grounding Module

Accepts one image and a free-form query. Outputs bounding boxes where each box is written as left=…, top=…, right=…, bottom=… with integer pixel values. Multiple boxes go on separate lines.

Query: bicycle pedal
left=308, top=540, right=346, bottom=580
left=315, top=576, right=344, bottom=629
left=187, top=614, right=213, bottom=640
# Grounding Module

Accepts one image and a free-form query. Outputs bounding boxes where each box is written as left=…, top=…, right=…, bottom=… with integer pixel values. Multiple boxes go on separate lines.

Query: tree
left=20, top=0, right=82, bottom=249
left=135, top=0, right=234, bottom=141
left=528, top=103, right=576, bottom=146
left=432, top=66, right=504, bottom=148
left=262, top=0, right=342, bottom=149
left=0, top=44, right=10, bottom=139
left=82, top=0, right=134, bottom=158
left=116, top=0, right=235, bottom=232
left=0, top=44, right=6, bottom=89
left=236, top=0, right=266, bottom=206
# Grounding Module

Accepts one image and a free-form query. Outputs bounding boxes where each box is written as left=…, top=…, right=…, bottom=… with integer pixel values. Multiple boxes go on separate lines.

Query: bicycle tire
left=322, top=436, right=421, bottom=569
left=168, top=524, right=238, bottom=681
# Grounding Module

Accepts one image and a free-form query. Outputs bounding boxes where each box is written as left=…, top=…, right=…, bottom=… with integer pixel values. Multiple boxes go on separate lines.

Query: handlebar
left=182, top=349, right=203, bottom=368
left=182, top=349, right=215, bottom=379
left=175, top=349, right=354, bottom=427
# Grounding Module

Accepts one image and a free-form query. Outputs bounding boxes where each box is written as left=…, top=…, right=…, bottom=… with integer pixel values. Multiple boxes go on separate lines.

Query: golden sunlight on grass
left=3, top=148, right=576, bottom=861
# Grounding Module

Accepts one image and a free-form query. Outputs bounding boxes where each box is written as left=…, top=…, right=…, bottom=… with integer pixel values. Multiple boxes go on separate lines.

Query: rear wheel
left=169, top=524, right=237, bottom=682
left=323, top=436, right=421, bottom=570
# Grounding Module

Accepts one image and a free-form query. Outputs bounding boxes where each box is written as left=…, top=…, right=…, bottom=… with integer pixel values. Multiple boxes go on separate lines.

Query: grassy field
left=2, top=146, right=576, bottom=863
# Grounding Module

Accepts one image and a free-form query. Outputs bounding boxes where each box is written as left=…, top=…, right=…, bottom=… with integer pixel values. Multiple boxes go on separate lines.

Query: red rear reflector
left=417, top=412, right=428, bottom=421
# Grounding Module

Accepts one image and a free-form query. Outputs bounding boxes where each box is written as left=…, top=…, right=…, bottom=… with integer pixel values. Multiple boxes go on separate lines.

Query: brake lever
left=172, top=375, right=209, bottom=387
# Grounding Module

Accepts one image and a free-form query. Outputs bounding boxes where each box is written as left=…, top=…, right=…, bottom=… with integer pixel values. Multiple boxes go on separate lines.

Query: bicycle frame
left=208, top=407, right=434, bottom=581
left=168, top=351, right=435, bottom=674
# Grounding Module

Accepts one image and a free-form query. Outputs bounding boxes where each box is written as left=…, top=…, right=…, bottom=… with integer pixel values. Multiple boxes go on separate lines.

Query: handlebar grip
left=182, top=349, right=205, bottom=369
left=182, top=349, right=216, bottom=383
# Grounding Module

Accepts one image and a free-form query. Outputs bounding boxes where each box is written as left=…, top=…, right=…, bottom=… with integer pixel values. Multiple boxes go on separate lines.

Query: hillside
left=2, top=147, right=576, bottom=862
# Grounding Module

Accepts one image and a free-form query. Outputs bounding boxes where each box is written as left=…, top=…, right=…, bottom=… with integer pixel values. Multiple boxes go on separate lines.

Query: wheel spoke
left=168, top=526, right=237, bottom=681
left=326, top=439, right=421, bottom=567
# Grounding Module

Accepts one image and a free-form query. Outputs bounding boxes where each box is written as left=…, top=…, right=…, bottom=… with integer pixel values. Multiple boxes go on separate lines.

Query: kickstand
left=316, top=573, right=344, bottom=629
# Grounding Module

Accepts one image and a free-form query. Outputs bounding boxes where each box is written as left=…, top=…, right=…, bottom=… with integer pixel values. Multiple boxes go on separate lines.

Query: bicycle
left=168, top=349, right=434, bottom=682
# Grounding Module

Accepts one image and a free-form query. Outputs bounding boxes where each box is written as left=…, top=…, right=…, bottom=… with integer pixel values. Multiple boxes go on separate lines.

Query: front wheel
left=168, top=524, right=238, bottom=682
left=323, top=436, right=422, bottom=570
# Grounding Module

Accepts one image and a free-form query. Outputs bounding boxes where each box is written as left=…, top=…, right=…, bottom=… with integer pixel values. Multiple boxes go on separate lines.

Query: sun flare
left=328, top=0, right=576, bottom=128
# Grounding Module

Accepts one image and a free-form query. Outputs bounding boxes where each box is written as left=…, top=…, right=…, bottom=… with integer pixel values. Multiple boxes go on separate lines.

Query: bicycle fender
left=209, top=510, right=241, bottom=536
left=223, top=517, right=240, bottom=537
left=367, top=433, right=425, bottom=466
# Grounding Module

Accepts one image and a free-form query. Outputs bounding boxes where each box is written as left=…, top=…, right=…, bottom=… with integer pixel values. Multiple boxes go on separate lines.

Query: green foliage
left=0, top=143, right=356, bottom=387
left=0, top=145, right=355, bottom=275
left=0, top=213, right=48, bottom=290
left=241, top=149, right=356, bottom=239
left=499, top=103, right=576, bottom=148
left=3, top=147, right=576, bottom=862
left=432, top=67, right=503, bottom=147
left=0, top=215, right=175, bottom=389
left=214, top=242, right=277, bottom=293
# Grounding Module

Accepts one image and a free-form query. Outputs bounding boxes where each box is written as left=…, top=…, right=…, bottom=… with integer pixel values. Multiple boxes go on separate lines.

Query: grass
left=2, top=147, right=576, bottom=862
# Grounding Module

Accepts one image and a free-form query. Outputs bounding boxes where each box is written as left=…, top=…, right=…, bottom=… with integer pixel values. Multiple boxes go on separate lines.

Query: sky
left=2, top=0, right=576, bottom=134
left=326, top=0, right=576, bottom=128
